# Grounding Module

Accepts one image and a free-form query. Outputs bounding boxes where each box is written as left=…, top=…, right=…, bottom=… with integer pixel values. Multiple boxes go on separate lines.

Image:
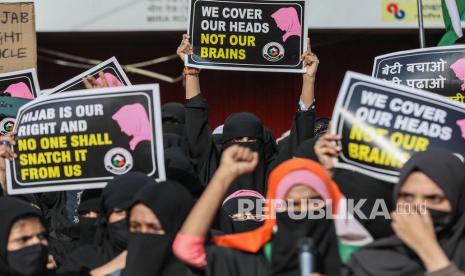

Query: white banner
left=3, top=0, right=464, bottom=31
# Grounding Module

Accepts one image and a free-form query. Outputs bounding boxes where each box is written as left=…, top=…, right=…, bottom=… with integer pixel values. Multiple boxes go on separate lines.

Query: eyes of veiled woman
left=397, top=192, right=448, bottom=205
left=129, top=221, right=165, bottom=235
left=11, top=232, right=48, bottom=247
left=233, top=137, right=257, bottom=143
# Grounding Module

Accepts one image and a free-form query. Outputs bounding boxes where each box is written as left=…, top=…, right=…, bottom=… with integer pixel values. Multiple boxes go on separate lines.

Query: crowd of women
left=0, top=34, right=464, bottom=276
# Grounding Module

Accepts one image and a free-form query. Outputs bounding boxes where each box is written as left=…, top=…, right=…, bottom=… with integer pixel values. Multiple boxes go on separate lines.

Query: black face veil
left=221, top=112, right=268, bottom=195
left=123, top=180, right=194, bottom=276
left=0, top=197, right=45, bottom=276
left=58, top=172, right=153, bottom=273
left=161, top=103, right=186, bottom=137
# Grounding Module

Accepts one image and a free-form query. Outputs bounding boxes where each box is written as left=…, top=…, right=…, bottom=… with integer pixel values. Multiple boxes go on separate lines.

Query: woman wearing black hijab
left=0, top=197, right=51, bottom=276
left=220, top=112, right=270, bottom=195
left=345, top=150, right=465, bottom=276
left=121, top=180, right=197, bottom=276
left=162, top=102, right=186, bottom=137
left=76, top=189, right=102, bottom=246
left=176, top=35, right=317, bottom=196
left=58, top=172, right=153, bottom=274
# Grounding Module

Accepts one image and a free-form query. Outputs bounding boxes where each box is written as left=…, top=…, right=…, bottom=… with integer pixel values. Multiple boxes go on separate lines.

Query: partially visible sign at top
left=373, top=46, right=465, bottom=102
left=0, top=2, right=37, bottom=73
left=20, top=0, right=463, bottom=32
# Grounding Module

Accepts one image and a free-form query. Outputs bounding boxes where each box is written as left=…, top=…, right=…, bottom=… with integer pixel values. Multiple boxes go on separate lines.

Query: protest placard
left=6, top=84, right=165, bottom=194
left=43, top=57, right=131, bottom=95
left=0, top=69, right=39, bottom=135
left=0, top=96, right=30, bottom=135
left=331, top=71, right=465, bottom=183
left=0, top=68, right=39, bottom=99
left=373, top=46, right=465, bottom=103
left=0, top=2, right=37, bottom=73
left=186, top=0, right=308, bottom=73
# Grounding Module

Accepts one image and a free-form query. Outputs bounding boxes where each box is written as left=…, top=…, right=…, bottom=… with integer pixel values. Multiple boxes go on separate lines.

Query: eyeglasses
left=230, top=212, right=264, bottom=222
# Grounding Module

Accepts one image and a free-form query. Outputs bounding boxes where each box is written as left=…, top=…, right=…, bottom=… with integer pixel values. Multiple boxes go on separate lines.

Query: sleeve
left=184, top=94, right=219, bottom=183
left=426, top=263, right=465, bottom=276
left=272, top=101, right=316, bottom=166
left=172, top=233, right=207, bottom=269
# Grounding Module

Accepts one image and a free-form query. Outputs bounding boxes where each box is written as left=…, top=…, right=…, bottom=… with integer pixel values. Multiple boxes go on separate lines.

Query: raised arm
left=179, top=145, right=258, bottom=236
left=177, top=34, right=218, bottom=182
left=177, top=34, right=201, bottom=100
left=274, top=39, right=319, bottom=164
left=300, top=38, right=318, bottom=108
left=173, top=146, right=258, bottom=268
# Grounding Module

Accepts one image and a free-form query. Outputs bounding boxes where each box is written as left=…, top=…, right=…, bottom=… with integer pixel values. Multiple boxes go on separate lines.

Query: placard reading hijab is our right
left=186, top=0, right=309, bottom=73
left=6, top=84, right=166, bottom=195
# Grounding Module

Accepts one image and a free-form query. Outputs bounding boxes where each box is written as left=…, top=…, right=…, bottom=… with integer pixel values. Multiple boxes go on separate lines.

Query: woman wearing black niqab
left=162, top=102, right=186, bottom=137
left=0, top=197, right=49, bottom=276
left=76, top=189, right=102, bottom=246
left=58, top=172, right=153, bottom=274
left=345, top=150, right=465, bottom=276
left=221, top=112, right=269, bottom=195
left=180, top=35, right=318, bottom=197
left=122, top=180, right=196, bottom=276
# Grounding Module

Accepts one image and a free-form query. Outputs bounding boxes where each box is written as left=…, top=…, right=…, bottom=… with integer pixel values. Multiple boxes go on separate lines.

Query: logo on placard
left=104, top=147, right=133, bottom=175
left=263, top=42, right=285, bottom=62
left=0, top=117, right=15, bottom=135
left=386, top=3, right=406, bottom=20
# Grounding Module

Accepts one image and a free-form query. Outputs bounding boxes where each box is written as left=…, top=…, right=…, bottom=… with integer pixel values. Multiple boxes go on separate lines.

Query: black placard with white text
left=7, top=84, right=165, bottom=194
left=186, top=0, right=309, bottom=73
left=373, top=46, right=465, bottom=102
left=332, top=72, right=465, bottom=183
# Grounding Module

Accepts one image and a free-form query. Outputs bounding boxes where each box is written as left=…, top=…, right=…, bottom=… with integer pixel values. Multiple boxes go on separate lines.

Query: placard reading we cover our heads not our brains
left=186, top=0, right=309, bottom=73
left=6, top=85, right=166, bottom=195
left=332, top=72, right=465, bottom=183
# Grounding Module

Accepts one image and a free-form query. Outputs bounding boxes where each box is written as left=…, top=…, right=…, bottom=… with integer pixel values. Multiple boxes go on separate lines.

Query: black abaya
left=184, top=94, right=315, bottom=195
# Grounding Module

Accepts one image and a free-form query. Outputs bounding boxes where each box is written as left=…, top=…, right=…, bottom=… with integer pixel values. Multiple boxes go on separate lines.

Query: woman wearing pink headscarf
left=271, top=7, right=302, bottom=43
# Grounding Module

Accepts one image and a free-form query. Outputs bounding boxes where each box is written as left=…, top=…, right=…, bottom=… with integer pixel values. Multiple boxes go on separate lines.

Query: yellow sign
left=382, top=0, right=443, bottom=23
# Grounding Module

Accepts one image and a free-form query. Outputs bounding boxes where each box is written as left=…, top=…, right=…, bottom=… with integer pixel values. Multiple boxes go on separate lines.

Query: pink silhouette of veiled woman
left=450, top=59, right=465, bottom=91
left=271, top=7, right=302, bottom=42
left=4, top=82, right=34, bottom=99
left=112, top=103, right=152, bottom=151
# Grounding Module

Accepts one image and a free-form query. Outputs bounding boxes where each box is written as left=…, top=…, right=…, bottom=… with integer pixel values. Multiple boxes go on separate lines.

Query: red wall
left=37, top=31, right=443, bottom=137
